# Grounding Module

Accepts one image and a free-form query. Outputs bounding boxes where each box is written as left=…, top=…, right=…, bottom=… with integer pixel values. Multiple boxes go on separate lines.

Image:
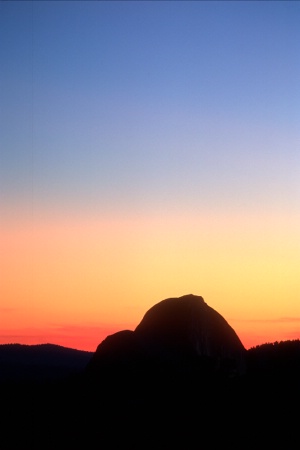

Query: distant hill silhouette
left=0, top=343, right=93, bottom=382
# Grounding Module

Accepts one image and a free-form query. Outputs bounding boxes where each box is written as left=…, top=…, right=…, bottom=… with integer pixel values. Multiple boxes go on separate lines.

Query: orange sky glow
left=1, top=208, right=299, bottom=351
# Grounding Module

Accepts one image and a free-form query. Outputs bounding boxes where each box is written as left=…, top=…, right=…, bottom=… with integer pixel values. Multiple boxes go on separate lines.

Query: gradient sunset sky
left=1, top=1, right=299, bottom=351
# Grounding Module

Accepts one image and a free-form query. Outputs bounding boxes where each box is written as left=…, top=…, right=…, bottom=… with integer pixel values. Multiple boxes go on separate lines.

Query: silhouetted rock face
left=135, top=294, right=246, bottom=371
left=88, top=294, right=246, bottom=377
left=92, top=330, right=143, bottom=366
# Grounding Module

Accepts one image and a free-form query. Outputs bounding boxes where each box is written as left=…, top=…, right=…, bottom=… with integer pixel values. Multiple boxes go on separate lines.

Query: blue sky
left=1, top=1, right=299, bottom=217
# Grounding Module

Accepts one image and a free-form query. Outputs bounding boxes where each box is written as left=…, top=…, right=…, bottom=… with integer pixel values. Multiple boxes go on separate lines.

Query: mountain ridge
left=0, top=342, right=93, bottom=382
left=88, top=294, right=246, bottom=377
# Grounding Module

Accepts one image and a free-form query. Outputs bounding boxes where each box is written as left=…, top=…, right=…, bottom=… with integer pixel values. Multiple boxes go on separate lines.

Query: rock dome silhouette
left=88, top=294, right=246, bottom=376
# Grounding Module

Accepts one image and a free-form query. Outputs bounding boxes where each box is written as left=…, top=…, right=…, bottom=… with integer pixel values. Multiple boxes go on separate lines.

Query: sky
left=1, top=1, right=300, bottom=351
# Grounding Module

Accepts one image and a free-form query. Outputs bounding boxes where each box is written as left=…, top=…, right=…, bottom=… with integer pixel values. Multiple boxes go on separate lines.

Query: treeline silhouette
left=0, top=339, right=299, bottom=449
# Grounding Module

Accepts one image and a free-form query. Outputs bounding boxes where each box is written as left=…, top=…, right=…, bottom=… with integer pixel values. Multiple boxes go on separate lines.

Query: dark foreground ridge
left=1, top=294, right=300, bottom=449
